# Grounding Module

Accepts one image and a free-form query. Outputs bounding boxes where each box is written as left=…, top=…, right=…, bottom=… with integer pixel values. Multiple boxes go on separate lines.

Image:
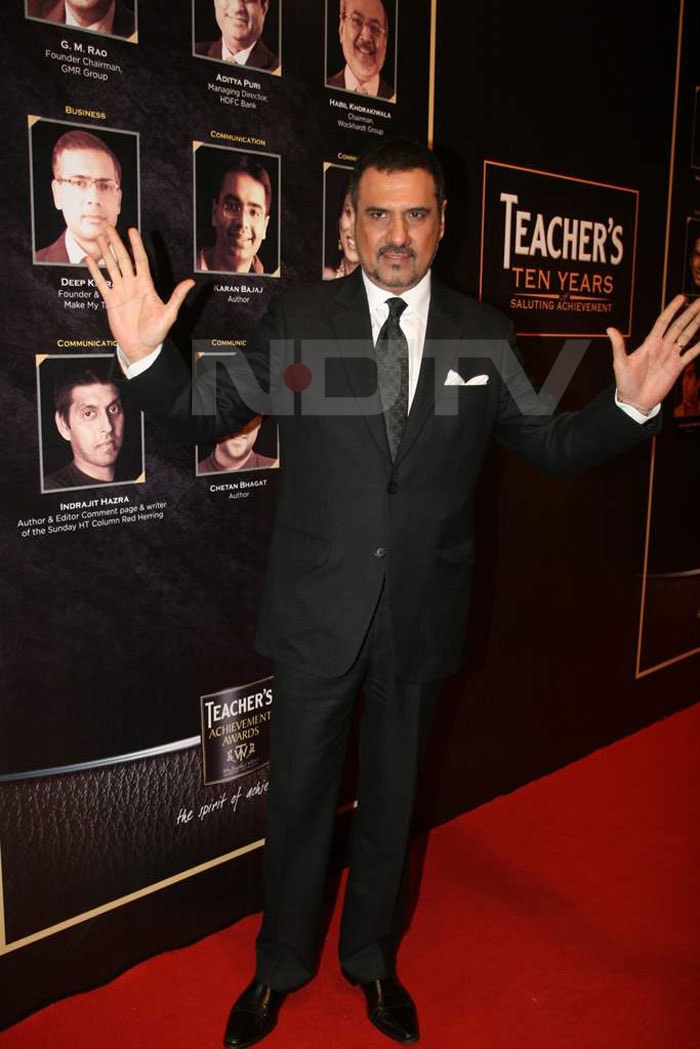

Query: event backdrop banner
left=636, top=0, right=700, bottom=674
left=3, top=0, right=696, bottom=1033
left=0, top=0, right=436, bottom=973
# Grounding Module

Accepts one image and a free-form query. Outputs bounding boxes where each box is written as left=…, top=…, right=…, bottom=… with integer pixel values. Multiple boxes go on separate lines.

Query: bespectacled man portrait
left=31, top=120, right=138, bottom=267
left=195, top=148, right=279, bottom=276
left=326, top=0, right=396, bottom=101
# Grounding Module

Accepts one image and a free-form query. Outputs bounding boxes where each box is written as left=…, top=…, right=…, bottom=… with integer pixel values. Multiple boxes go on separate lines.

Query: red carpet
left=2, top=704, right=698, bottom=1048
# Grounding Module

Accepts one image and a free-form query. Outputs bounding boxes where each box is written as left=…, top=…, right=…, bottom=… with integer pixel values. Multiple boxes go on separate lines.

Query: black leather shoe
left=342, top=973, right=419, bottom=1044
left=223, top=978, right=286, bottom=1048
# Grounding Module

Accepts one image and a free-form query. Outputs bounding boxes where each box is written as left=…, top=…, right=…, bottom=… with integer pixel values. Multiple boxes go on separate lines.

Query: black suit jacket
left=128, top=270, right=658, bottom=681
left=35, top=230, right=70, bottom=263
left=194, top=36, right=280, bottom=72
left=327, top=68, right=394, bottom=100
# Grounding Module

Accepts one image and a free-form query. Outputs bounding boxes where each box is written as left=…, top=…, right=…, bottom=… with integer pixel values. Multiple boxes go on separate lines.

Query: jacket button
left=386, top=482, right=398, bottom=494
left=373, top=547, right=386, bottom=558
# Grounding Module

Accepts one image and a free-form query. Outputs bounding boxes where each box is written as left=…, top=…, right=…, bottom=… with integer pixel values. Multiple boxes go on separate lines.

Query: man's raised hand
left=86, top=226, right=195, bottom=364
left=607, top=294, right=700, bottom=412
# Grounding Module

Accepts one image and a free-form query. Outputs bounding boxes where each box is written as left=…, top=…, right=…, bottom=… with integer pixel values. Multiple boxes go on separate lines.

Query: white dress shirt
left=65, top=0, right=115, bottom=34
left=361, top=269, right=430, bottom=411
left=221, top=39, right=257, bottom=65
left=64, top=229, right=90, bottom=265
left=342, top=66, right=380, bottom=96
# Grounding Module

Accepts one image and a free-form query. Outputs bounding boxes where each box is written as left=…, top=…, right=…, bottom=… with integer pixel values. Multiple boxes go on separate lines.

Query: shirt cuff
left=614, top=390, right=661, bottom=424
left=117, top=344, right=162, bottom=378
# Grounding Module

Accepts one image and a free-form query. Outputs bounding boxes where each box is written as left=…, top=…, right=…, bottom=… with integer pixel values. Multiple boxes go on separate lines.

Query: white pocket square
left=444, top=370, right=489, bottom=386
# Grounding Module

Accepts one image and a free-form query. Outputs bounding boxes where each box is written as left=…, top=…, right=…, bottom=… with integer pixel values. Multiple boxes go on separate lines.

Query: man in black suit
left=87, top=139, right=700, bottom=1047
left=195, top=0, right=280, bottom=73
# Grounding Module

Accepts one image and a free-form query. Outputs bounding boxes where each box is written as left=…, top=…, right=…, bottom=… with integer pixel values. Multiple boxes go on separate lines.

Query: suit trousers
left=254, top=584, right=443, bottom=992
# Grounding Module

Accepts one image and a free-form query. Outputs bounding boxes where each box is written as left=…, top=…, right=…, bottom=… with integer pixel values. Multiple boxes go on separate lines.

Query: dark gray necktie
left=375, top=297, right=408, bottom=459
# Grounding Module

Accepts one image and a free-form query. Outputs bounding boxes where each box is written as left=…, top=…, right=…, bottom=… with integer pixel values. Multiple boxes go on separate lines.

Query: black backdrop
left=1, top=0, right=698, bottom=1029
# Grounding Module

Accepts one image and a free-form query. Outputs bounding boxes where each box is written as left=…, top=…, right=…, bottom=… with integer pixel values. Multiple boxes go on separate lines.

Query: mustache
left=377, top=245, right=416, bottom=258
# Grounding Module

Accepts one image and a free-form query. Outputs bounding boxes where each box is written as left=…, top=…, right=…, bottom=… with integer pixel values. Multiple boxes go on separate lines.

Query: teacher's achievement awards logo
left=200, top=676, right=273, bottom=786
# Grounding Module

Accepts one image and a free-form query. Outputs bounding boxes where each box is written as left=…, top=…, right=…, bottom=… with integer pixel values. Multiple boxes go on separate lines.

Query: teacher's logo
left=200, top=676, right=273, bottom=786
left=480, top=162, right=639, bottom=336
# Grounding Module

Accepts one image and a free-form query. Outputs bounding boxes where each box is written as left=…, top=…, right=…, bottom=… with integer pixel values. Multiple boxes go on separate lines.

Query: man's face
left=55, top=383, right=124, bottom=480
left=211, top=170, right=270, bottom=272
left=218, top=416, right=262, bottom=464
left=689, top=236, right=700, bottom=289
left=215, top=0, right=269, bottom=52
left=65, top=0, right=113, bottom=24
left=353, top=166, right=445, bottom=292
left=339, top=0, right=388, bottom=86
left=338, top=192, right=359, bottom=264
left=51, top=148, right=122, bottom=258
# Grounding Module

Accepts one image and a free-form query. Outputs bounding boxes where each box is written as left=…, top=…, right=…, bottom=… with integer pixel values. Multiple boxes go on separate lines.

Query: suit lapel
left=330, top=271, right=391, bottom=459
left=326, top=273, right=468, bottom=466
left=394, top=278, right=463, bottom=465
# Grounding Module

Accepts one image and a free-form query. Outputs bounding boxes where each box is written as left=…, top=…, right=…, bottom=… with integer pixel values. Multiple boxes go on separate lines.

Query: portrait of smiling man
left=327, top=0, right=394, bottom=100
left=34, top=128, right=124, bottom=266
left=195, top=0, right=280, bottom=73
left=196, top=152, right=274, bottom=275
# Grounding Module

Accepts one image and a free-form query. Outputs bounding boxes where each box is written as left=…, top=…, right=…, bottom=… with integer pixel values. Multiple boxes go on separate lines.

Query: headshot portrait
left=193, top=0, right=280, bottom=74
left=326, top=0, right=396, bottom=101
left=673, top=360, right=700, bottom=420
left=322, top=163, right=359, bottom=280
left=194, top=145, right=280, bottom=276
left=37, top=355, right=144, bottom=493
left=197, top=415, right=279, bottom=474
left=25, top=0, right=136, bottom=40
left=683, top=218, right=700, bottom=298
left=30, top=118, right=138, bottom=267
